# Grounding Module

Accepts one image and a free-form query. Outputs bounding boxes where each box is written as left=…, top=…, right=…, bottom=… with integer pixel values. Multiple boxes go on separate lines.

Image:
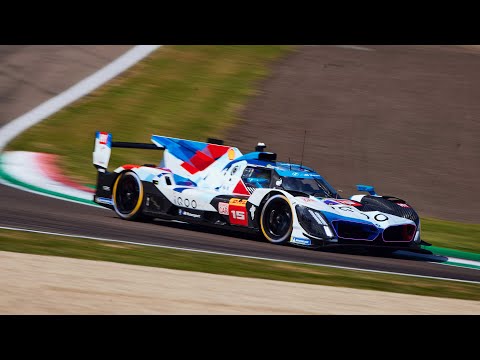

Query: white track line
left=1, top=225, right=478, bottom=285
left=335, top=45, right=374, bottom=51
left=0, top=45, right=162, bottom=152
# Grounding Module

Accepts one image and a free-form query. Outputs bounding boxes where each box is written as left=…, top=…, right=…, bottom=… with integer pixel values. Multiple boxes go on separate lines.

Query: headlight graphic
left=295, top=205, right=334, bottom=239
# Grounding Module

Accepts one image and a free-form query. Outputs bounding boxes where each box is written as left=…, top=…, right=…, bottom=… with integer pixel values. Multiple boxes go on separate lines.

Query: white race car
left=93, top=132, right=426, bottom=250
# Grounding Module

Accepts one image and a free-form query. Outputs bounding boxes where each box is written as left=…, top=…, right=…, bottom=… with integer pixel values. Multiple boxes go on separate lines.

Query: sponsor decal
left=96, top=197, right=113, bottom=205
left=177, top=197, right=197, bottom=208
left=179, top=209, right=201, bottom=218
left=229, top=198, right=248, bottom=226
left=218, top=202, right=229, bottom=215
left=230, top=198, right=247, bottom=206
left=291, top=237, right=311, bottom=246
left=249, top=205, right=256, bottom=220
left=374, top=214, right=388, bottom=222
left=335, top=199, right=362, bottom=207
left=102, top=185, right=110, bottom=191
left=299, top=197, right=316, bottom=203
left=339, top=206, right=354, bottom=212
left=227, top=148, right=235, bottom=160
left=398, top=203, right=410, bottom=208
left=324, top=199, right=339, bottom=205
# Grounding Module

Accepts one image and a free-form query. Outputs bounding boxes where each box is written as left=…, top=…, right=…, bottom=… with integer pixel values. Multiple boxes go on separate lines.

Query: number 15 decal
left=231, top=210, right=245, bottom=220
left=229, top=198, right=248, bottom=226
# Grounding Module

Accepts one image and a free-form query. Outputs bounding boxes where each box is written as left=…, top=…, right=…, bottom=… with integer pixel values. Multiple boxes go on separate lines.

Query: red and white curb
left=0, top=151, right=94, bottom=202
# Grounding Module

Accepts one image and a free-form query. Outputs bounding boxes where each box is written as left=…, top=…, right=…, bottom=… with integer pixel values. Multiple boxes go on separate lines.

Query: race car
left=92, top=131, right=426, bottom=250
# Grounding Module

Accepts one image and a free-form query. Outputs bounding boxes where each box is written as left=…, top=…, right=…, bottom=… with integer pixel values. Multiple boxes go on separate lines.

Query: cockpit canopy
left=279, top=176, right=337, bottom=198
left=240, top=164, right=338, bottom=198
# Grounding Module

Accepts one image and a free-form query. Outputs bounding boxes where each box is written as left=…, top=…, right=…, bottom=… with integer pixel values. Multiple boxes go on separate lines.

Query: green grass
left=7, top=45, right=293, bottom=185
left=421, top=217, right=480, bottom=254
left=0, top=228, right=478, bottom=301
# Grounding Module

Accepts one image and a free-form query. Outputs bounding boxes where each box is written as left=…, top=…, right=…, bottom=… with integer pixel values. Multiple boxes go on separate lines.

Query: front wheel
left=112, top=171, right=144, bottom=220
left=260, top=194, right=293, bottom=244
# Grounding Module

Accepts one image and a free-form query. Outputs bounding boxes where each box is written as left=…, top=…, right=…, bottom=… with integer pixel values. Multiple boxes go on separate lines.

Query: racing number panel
left=210, top=195, right=256, bottom=229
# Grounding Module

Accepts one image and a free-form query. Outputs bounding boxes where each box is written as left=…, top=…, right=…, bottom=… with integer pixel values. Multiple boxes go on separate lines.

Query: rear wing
left=93, top=131, right=164, bottom=170
left=93, top=131, right=243, bottom=184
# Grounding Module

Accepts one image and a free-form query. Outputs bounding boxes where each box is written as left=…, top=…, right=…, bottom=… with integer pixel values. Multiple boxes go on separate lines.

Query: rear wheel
left=113, top=171, right=144, bottom=220
left=260, top=194, right=293, bottom=244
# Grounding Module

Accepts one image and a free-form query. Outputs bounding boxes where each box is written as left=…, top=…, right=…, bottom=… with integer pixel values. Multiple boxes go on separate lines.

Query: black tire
left=112, top=171, right=144, bottom=220
left=260, top=194, right=293, bottom=244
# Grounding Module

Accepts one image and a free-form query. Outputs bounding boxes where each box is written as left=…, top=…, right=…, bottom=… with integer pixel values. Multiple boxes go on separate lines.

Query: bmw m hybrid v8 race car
left=92, top=131, right=427, bottom=250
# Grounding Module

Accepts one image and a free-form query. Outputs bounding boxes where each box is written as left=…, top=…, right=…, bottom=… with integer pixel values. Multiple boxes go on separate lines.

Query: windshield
left=280, top=177, right=338, bottom=198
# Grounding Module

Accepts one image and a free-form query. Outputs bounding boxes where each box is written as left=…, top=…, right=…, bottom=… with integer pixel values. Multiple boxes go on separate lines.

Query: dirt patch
left=0, top=251, right=478, bottom=314
left=225, top=45, right=480, bottom=222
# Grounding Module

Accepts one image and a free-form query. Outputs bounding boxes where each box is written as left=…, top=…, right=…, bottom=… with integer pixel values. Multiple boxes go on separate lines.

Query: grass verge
left=421, top=218, right=480, bottom=254
left=0, top=228, right=478, bottom=301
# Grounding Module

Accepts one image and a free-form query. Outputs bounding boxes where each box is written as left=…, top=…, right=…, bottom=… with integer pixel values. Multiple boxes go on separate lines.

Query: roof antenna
left=255, top=142, right=266, bottom=152
left=300, top=129, right=307, bottom=170
left=288, top=157, right=292, bottom=171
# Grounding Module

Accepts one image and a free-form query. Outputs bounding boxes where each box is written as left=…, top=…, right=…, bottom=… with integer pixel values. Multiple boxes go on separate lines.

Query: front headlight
left=295, top=205, right=334, bottom=239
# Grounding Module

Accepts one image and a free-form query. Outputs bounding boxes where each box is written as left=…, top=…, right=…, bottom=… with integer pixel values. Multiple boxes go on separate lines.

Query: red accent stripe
left=233, top=180, right=250, bottom=195
left=122, top=164, right=140, bottom=170
left=181, top=161, right=199, bottom=174
left=206, top=143, right=229, bottom=159
left=189, top=150, right=215, bottom=171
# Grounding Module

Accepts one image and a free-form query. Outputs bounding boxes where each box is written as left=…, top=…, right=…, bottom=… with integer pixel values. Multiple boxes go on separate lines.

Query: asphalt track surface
left=0, top=45, right=479, bottom=283
left=227, top=45, right=480, bottom=223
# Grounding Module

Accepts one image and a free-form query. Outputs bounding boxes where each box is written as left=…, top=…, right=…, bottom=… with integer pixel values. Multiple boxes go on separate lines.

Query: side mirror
left=356, top=184, right=377, bottom=196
